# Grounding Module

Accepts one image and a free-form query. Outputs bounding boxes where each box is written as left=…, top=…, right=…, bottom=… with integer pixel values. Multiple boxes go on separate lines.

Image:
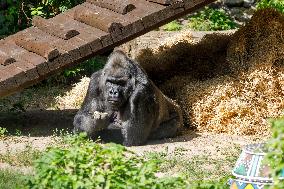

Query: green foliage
left=26, top=133, right=189, bottom=189
left=0, top=0, right=22, bottom=38
left=63, top=56, right=106, bottom=79
left=48, top=56, right=107, bottom=84
left=257, top=0, right=284, bottom=14
left=266, top=117, right=284, bottom=189
left=163, top=20, right=182, bottom=31
left=0, top=127, right=8, bottom=137
left=188, top=7, right=237, bottom=31
left=0, top=0, right=83, bottom=38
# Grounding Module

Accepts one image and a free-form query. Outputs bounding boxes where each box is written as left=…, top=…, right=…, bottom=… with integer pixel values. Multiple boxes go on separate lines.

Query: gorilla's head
left=101, top=51, right=136, bottom=111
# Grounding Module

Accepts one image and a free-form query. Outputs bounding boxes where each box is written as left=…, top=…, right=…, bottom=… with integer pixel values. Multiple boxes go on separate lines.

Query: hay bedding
left=55, top=77, right=90, bottom=109
left=138, top=9, right=284, bottom=136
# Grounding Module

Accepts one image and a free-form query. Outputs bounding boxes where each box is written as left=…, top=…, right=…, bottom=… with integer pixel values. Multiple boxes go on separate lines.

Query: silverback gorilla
left=73, top=50, right=183, bottom=146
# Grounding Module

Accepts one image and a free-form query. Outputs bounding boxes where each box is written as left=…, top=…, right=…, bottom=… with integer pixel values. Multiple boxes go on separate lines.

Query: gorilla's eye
left=106, top=77, right=127, bottom=86
left=116, top=80, right=127, bottom=86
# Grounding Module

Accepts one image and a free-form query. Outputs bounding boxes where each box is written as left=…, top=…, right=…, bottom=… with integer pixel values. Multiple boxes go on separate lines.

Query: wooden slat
left=147, top=0, right=174, bottom=5
left=1, top=63, right=28, bottom=87
left=52, top=13, right=113, bottom=47
left=0, top=41, right=49, bottom=76
left=32, top=16, right=80, bottom=40
left=0, top=69, right=18, bottom=95
left=13, top=29, right=60, bottom=60
left=0, top=42, right=41, bottom=80
left=74, top=6, right=124, bottom=34
left=0, top=51, right=16, bottom=66
left=83, top=2, right=145, bottom=40
left=87, top=0, right=136, bottom=14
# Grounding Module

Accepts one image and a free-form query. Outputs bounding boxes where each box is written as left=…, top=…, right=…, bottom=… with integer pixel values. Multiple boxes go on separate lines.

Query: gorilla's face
left=104, top=74, right=133, bottom=111
left=102, top=52, right=136, bottom=111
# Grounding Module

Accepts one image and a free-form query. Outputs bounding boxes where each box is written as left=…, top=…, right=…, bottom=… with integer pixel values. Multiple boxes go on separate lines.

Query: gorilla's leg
left=149, top=118, right=179, bottom=140
left=121, top=123, right=153, bottom=146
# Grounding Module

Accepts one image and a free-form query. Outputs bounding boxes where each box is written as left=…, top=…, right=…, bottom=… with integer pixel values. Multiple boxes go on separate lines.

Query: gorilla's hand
left=93, top=111, right=109, bottom=120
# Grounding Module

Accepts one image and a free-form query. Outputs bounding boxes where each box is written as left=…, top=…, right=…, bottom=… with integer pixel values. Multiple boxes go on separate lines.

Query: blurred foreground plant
left=26, top=133, right=189, bottom=189
left=266, top=117, right=284, bottom=189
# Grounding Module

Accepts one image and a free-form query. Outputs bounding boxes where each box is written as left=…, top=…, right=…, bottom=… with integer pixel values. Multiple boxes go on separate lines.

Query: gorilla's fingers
left=93, top=111, right=109, bottom=119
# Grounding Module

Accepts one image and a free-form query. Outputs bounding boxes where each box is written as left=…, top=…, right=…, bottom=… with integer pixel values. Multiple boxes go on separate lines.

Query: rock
left=243, top=0, right=255, bottom=8
left=223, top=0, right=244, bottom=7
left=230, top=7, right=242, bottom=15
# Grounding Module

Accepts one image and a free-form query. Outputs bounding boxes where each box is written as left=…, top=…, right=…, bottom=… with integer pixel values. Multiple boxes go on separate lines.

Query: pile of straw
left=55, top=77, right=90, bottom=109
left=138, top=9, right=284, bottom=136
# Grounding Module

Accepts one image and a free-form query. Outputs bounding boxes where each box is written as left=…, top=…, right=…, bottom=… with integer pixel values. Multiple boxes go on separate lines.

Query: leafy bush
left=26, top=133, right=189, bottom=189
left=266, top=117, right=284, bottom=189
left=257, top=0, right=284, bottom=14
left=45, top=56, right=106, bottom=84
left=0, top=0, right=83, bottom=38
left=188, top=7, right=237, bottom=31
left=0, top=127, right=8, bottom=137
left=163, top=20, right=182, bottom=31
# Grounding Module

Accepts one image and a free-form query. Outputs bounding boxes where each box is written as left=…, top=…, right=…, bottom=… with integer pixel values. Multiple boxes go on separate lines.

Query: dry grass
left=55, top=77, right=90, bottom=109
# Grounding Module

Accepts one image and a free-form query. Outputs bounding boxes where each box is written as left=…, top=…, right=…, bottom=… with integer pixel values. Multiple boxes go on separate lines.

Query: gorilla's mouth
left=108, top=99, right=120, bottom=105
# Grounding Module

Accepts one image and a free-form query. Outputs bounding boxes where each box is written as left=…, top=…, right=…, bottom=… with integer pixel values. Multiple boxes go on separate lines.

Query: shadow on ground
left=0, top=110, right=200, bottom=145
left=0, top=110, right=76, bottom=137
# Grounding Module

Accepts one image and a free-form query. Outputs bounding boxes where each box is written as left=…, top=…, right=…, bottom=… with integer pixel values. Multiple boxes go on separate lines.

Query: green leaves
left=188, top=7, right=237, bottom=31
left=0, top=127, right=8, bottom=137
left=27, top=133, right=189, bottom=189
left=0, top=0, right=84, bottom=38
left=257, top=0, right=284, bottom=14
left=30, top=7, right=45, bottom=17
left=163, top=21, right=182, bottom=31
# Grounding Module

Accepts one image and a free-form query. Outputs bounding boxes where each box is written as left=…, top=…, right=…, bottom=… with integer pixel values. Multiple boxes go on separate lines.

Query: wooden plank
left=0, top=41, right=49, bottom=76
left=25, top=27, right=98, bottom=70
left=128, top=0, right=165, bottom=18
left=12, top=61, right=39, bottom=81
left=127, top=0, right=165, bottom=28
left=32, top=16, right=80, bottom=40
left=147, top=0, right=174, bottom=5
left=0, top=41, right=41, bottom=82
left=157, top=0, right=185, bottom=20
left=81, top=2, right=145, bottom=41
left=0, top=69, right=18, bottom=95
left=1, top=63, right=28, bottom=87
left=50, top=14, right=105, bottom=51
left=184, top=0, right=215, bottom=10
left=18, top=51, right=50, bottom=76
left=140, top=1, right=185, bottom=28
left=87, top=0, right=136, bottom=14
left=73, top=5, right=124, bottom=34
left=61, top=10, right=113, bottom=47
left=0, top=50, right=16, bottom=66
left=12, top=29, right=60, bottom=61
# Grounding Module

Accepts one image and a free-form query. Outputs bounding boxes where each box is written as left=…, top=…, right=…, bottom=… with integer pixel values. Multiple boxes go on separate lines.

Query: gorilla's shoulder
left=90, top=70, right=103, bottom=81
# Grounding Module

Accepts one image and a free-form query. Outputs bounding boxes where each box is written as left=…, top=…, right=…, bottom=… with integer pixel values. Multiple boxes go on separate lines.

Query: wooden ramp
left=0, top=0, right=215, bottom=97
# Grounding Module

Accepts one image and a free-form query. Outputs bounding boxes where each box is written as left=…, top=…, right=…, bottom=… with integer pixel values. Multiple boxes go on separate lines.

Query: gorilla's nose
left=109, top=88, right=119, bottom=99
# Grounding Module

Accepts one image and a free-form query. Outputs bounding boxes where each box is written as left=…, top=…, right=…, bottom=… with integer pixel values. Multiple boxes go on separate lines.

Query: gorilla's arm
left=121, top=84, right=157, bottom=146
left=73, top=71, right=111, bottom=137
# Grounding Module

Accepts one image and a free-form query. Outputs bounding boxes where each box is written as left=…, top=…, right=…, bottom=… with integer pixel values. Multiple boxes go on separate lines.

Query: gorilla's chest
left=110, top=111, right=123, bottom=128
